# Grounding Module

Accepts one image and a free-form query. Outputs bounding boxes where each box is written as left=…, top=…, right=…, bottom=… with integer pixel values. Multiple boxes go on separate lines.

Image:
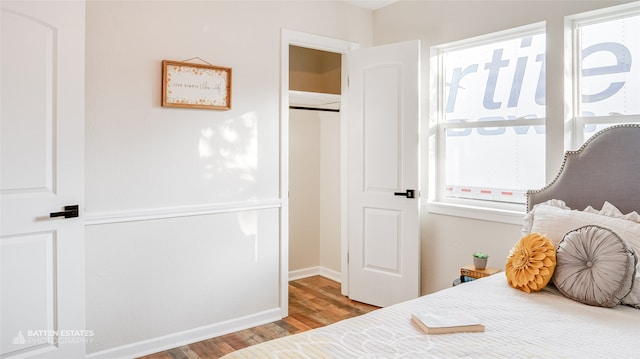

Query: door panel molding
left=1, top=232, right=57, bottom=357
left=363, top=207, right=401, bottom=274
left=362, top=64, right=403, bottom=192
left=1, top=9, right=56, bottom=194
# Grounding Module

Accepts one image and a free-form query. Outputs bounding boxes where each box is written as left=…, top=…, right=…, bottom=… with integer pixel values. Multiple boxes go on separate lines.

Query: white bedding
left=222, top=274, right=640, bottom=358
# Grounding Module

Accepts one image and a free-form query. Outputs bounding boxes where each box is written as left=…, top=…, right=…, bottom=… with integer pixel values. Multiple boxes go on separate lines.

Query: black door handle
left=394, top=189, right=415, bottom=198
left=50, top=205, right=79, bottom=219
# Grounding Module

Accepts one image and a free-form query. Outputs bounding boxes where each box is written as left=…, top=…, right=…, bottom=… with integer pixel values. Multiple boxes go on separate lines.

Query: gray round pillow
left=553, top=225, right=637, bottom=308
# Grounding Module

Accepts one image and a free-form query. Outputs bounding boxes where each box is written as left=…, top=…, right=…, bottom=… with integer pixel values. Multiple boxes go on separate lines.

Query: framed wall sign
left=161, top=60, right=232, bottom=110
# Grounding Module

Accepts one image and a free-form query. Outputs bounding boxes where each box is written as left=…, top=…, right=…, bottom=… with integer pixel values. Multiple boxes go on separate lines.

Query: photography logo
left=11, top=329, right=94, bottom=345
left=12, top=330, right=26, bottom=345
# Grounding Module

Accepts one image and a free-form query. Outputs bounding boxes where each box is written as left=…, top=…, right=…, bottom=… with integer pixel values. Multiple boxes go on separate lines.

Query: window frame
left=427, top=22, right=546, bottom=224
left=570, top=4, right=640, bottom=146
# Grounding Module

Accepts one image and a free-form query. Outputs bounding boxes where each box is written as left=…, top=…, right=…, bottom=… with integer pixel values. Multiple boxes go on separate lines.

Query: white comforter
left=221, top=273, right=640, bottom=358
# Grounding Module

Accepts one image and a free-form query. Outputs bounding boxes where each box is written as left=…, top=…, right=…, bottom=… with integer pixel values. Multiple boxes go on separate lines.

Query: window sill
left=423, top=200, right=525, bottom=226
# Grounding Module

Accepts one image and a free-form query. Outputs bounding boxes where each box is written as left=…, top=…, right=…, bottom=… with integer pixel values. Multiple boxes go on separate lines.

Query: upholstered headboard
left=527, top=124, right=640, bottom=213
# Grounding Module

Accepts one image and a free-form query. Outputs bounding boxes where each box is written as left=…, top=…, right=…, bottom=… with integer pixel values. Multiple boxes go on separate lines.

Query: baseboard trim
left=289, top=266, right=341, bottom=283
left=85, top=308, right=282, bottom=359
left=87, top=268, right=342, bottom=359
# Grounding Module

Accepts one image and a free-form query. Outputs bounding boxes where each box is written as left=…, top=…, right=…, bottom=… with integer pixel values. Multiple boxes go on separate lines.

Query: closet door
left=346, top=40, right=420, bottom=307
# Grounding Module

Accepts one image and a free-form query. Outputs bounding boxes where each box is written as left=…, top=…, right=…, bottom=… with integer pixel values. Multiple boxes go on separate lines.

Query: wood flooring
left=138, top=275, right=379, bottom=359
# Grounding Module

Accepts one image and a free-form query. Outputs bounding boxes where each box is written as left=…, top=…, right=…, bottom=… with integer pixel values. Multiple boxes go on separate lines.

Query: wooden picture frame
left=161, top=60, right=232, bottom=110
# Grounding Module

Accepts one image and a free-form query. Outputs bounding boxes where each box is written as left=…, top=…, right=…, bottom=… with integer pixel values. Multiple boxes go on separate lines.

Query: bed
left=222, top=124, right=640, bottom=358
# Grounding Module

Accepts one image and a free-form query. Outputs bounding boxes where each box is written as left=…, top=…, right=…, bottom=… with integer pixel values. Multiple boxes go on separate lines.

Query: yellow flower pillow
left=506, top=233, right=556, bottom=293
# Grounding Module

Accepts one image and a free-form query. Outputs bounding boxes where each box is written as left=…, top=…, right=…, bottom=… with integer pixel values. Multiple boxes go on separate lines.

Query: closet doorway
left=280, top=30, right=358, bottom=317
left=281, top=31, right=421, bottom=312
left=288, top=45, right=342, bottom=282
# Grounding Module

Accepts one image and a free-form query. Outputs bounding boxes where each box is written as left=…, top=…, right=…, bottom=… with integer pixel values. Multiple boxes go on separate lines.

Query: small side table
left=454, top=264, right=502, bottom=286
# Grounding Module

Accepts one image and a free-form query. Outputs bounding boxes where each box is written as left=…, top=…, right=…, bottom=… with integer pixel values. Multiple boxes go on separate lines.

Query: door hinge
left=347, top=252, right=349, bottom=264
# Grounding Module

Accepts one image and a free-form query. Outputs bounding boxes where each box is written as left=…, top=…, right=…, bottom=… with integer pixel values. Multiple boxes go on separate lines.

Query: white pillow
left=523, top=201, right=640, bottom=308
left=522, top=200, right=640, bottom=238
left=521, top=199, right=569, bottom=237
left=583, top=201, right=640, bottom=223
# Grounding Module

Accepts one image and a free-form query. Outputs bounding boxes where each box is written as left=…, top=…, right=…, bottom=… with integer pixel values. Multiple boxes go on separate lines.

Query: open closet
left=288, top=45, right=342, bottom=280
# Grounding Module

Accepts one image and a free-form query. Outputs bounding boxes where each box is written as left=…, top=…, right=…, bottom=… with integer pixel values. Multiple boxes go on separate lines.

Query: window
left=431, top=24, right=546, bottom=213
left=573, top=7, right=640, bottom=145
left=428, top=4, right=639, bottom=223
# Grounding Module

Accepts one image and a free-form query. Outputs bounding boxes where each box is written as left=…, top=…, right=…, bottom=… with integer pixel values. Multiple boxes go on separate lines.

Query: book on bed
left=411, top=311, right=485, bottom=334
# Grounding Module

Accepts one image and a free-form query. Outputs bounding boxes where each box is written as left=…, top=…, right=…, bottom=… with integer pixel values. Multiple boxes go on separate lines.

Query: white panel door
left=347, top=40, right=420, bottom=307
left=1, top=1, right=86, bottom=358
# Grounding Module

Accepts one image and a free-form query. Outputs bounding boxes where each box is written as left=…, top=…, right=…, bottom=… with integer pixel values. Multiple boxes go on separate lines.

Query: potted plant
left=473, top=252, right=489, bottom=270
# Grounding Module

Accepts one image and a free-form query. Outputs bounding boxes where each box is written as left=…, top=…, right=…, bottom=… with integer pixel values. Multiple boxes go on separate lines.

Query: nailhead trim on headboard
left=526, top=123, right=640, bottom=212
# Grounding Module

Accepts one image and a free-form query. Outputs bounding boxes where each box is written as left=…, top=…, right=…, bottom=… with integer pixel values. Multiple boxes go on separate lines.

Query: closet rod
left=289, top=106, right=340, bottom=113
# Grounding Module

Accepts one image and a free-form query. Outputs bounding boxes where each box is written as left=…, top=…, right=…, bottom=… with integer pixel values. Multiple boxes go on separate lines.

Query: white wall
left=84, top=1, right=372, bottom=356
left=374, top=0, right=635, bottom=293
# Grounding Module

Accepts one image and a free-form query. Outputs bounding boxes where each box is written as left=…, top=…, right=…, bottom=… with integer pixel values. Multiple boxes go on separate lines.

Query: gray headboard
left=527, top=124, right=640, bottom=213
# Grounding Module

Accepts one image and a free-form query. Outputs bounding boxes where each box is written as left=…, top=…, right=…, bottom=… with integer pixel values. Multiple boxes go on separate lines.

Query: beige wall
left=290, top=46, right=342, bottom=94
left=289, top=109, right=321, bottom=271
left=289, top=45, right=342, bottom=276
left=289, top=109, right=342, bottom=276
left=319, top=111, right=342, bottom=272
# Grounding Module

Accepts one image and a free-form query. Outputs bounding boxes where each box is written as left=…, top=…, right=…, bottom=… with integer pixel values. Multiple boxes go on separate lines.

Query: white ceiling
left=346, top=1, right=398, bottom=10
